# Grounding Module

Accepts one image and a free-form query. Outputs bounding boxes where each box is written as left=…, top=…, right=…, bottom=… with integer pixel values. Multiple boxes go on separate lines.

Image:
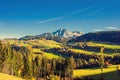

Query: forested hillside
left=68, top=31, right=120, bottom=44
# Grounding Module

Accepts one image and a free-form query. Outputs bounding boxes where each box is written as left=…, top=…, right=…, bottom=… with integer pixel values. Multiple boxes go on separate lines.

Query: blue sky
left=0, top=0, right=120, bottom=38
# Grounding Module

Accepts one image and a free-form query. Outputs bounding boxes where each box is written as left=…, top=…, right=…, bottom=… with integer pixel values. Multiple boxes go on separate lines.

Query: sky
left=0, top=0, right=120, bottom=39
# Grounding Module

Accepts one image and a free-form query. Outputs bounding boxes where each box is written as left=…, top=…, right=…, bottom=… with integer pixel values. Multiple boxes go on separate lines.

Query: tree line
left=44, top=48, right=120, bottom=68
left=0, top=42, right=74, bottom=80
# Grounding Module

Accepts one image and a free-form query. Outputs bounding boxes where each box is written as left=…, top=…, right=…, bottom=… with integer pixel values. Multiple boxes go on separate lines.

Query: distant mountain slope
left=68, top=31, right=120, bottom=44
left=36, top=28, right=83, bottom=38
left=19, top=28, right=83, bottom=43
left=52, top=28, right=82, bottom=38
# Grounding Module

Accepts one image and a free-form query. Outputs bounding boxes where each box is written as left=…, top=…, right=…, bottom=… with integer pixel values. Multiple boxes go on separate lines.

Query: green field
left=6, top=40, right=120, bottom=58
left=14, top=40, right=61, bottom=48
left=7, top=39, right=61, bottom=59
left=5, top=40, right=120, bottom=58
left=33, top=49, right=59, bottom=59
left=70, top=48, right=99, bottom=54
left=73, top=65, right=120, bottom=80
left=78, top=42, right=120, bottom=49
left=69, top=41, right=120, bottom=55
left=0, top=73, right=25, bottom=80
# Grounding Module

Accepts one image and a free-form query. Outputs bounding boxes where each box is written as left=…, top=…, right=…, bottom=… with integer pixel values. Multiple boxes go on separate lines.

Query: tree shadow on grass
left=82, top=70, right=120, bottom=80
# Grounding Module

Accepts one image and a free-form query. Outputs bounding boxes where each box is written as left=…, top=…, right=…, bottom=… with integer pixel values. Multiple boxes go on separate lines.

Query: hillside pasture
left=73, top=65, right=120, bottom=80
left=79, top=42, right=120, bottom=49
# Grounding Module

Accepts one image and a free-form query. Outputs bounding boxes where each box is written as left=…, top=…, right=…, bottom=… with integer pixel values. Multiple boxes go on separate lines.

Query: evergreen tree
left=65, top=56, right=74, bottom=78
left=51, top=58, right=56, bottom=75
left=22, top=48, right=33, bottom=79
left=41, top=56, right=47, bottom=78
left=57, top=55, right=62, bottom=78
left=10, top=50, right=23, bottom=77
left=35, top=55, right=42, bottom=78
left=0, top=44, right=12, bottom=74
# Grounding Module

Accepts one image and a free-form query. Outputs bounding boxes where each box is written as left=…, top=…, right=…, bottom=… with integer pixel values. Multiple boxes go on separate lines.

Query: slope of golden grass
left=8, top=40, right=62, bottom=48
left=0, top=73, right=25, bottom=80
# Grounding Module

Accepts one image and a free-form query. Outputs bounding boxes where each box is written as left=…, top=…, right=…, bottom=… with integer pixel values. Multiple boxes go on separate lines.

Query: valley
left=1, top=0, right=120, bottom=79
left=0, top=30, right=120, bottom=80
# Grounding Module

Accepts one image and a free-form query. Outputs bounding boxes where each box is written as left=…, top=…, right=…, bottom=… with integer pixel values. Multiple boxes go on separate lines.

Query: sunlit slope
left=0, top=73, right=25, bottom=80
left=8, top=40, right=62, bottom=48
left=32, top=49, right=59, bottom=59
left=79, top=42, right=120, bottom=49
left=73, top=65, right=120, bottom=80
left=7, top=39, right=61, bottom=59
left=69, top=41, right=120, bottom=54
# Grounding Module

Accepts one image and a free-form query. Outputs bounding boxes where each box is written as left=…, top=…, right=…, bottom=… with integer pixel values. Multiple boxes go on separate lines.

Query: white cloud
left=86, top=6, right=108, bottom=16
left=0, top=34, right=19, bottom=39
left=104, top=26, right=118, bottom=30
left=86, top=1, right=120, bottom=16
left=93, top=29, right=104, bottom=32
left=93, top=26, right=119, bottom=32
left=36, top=16, right=64, bottom=24
left=36, top=0, right=119, bottom=24
left=36, top=6, right=94, bottom=24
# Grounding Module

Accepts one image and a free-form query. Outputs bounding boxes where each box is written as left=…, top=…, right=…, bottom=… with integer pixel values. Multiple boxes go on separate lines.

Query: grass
left=7, top=39, right=61, bottom=59
left=24, top=40, right=62, bottom=59
left=79, top=42, right=120, bottom=49
left=0, top=73, right=25, bottom=80
left=70, top=48, right=97, bottom=54
left=73, top=65, right=120, bottom=80
left=69, top=41, right=120, bottom=55
left=70, top=49, right=112, bottom=56
left=25, top=40, right=62, bottom=48
left=44, top=52, right=60, bottom=59
left=8, top=40, right=62, bottom=48
left=32, top=49, right=59, bottom=59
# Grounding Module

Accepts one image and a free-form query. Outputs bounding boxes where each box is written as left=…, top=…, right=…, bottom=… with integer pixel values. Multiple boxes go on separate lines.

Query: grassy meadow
left=78, top=42, right=120, bottom=49
left=7, top=39, right=61, bottom=59
left=73, top=65, right=120, bottom=80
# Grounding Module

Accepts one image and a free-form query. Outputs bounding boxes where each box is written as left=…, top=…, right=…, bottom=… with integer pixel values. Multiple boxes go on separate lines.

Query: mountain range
left=6, top=29, right=120, bottom=44
left=19, top=28, right=83, bottom=42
